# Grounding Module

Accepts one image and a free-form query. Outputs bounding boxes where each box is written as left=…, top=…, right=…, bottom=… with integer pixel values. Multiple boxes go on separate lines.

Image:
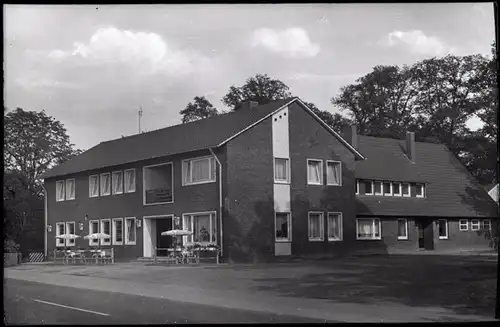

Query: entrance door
left=156, top=218, right=173, bottom=256
left=417, top=219, right=434, bottom=250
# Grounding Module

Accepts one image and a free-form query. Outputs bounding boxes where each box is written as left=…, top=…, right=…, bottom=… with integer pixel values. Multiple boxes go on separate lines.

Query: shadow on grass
left=250, top=255, right=497, bottom=317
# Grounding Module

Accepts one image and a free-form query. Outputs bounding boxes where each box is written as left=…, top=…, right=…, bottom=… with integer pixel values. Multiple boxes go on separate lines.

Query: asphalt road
left=4, top=279, right=329, bottom=324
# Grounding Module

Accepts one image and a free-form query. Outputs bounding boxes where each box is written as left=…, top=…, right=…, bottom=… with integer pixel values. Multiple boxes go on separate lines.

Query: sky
left=4, top=3, right=496, bottom=151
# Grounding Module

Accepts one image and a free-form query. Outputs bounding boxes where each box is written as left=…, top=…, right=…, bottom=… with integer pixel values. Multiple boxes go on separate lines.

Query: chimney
left=235, top=100, right=259, bottom=111
left=406, top=131, right=416, bottom=163
left=343, top=125, right=358, bottom=148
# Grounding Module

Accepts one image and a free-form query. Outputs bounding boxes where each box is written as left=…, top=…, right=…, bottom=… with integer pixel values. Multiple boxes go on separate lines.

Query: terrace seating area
left=52, top=248, right=115, bottom=265
left=153, top=243, right=220, bottom=265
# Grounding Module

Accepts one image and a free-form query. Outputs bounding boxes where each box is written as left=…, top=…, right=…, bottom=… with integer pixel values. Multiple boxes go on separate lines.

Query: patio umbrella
left=161, top=229, right=193, bottom=248
left=83, top=233, right=111, bottom=250
left=55, top=234, right=81, bottom=240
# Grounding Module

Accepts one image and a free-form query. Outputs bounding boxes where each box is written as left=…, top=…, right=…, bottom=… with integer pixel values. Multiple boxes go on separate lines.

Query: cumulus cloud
left=251, top=27, right=320, bottom=58
left=379, top=30, right=455, bottom=56
left=48, top=27, right=206, bottom=75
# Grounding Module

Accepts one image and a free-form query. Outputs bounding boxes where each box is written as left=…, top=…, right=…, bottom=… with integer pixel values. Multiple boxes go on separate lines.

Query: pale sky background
left=4, top=3, right=496, bottom=151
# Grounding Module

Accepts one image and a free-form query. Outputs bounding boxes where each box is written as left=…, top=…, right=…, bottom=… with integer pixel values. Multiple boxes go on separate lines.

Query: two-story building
left=40, top=98, right=498, bottom=262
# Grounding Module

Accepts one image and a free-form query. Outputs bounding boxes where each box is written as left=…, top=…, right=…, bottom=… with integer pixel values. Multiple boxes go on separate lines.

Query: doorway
left=416, top=219, right=434, bottom=250
left=143, top=215, right=173, bottom=258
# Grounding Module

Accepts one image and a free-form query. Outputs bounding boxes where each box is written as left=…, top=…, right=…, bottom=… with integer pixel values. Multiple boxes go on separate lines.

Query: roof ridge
left=358, top=134, right=446, bottom=145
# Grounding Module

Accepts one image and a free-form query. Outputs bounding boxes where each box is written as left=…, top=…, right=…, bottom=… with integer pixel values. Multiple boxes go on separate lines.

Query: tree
left=3, top=108, right=81, bottom=255
left=222, top=74, right=292, bottom=110
left=179, top=96, right=219, bottom=123
left=303, top=102, right=352, bottom=134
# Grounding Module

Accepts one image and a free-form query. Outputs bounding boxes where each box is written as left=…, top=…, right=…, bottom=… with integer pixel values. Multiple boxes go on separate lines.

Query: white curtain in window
left=184, top=216, right=193, bottom=243
left=193, top=214, right=210, bottom=242
left=275, top=159, right=287, bottom=181
left=192, top=159, right=210, bottom=182
left=183, top=161, right=191, bottom=184
left=124, top=170, right=135, bottom=192
left=126, top=219, right=136, bottom=243
left=90, top=176, right=99, bottom=196
left=328, top=214, right=340, bottom=239
left=112, top=172, right=123, bottom=194
left=327, top=162, right=340, bottom=185
left=308, top=161, right=321, bottom=183
left=358, top=219, right=373, bottom=238
left=66, top=180, right=75, bottom=199
left=309, top=214, right=321, bottom=239
left=57, top=182, right=65, bottom=200
left=101, top=174, right=110, bottom=194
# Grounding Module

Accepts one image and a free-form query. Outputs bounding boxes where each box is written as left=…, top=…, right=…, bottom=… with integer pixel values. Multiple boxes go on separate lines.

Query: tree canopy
left=179, top=96, right=220, bottom=123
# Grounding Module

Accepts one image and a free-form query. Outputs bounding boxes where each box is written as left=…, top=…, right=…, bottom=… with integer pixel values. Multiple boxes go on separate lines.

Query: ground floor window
left=308, top=212, right=324, bottom=241
left=89, top=220, right=99, bottom=246
left=275, top=212, right=291, bottom=242
left=112, top=218, right=123, bottom=245
left=183, top=212, right=216, bottom=244
left=100, top=219, right=111, bottom=245
left=459, top=219, right=468, bottom=231
left=483, top=220, right=491, bottom=231
left=471, top=219, right=480, bottom=231
left=438, top=219, right=448, bottom=239
left=65, top=222, right=76, bottom=246
left=327, top=212, right=342, bottom=241
left=397, top=218, right=408, bottom=240
left=356, top=218, right=381, bottom=240
left=125, top=217, right=136, bottom=245
left=56, top=222, right=65, bottom=247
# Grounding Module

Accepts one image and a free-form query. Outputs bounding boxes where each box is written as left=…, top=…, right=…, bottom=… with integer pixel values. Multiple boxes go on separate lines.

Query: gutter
left=41, top=184, right=48, bottom=259
left=209, top=148, right=223, bottom=258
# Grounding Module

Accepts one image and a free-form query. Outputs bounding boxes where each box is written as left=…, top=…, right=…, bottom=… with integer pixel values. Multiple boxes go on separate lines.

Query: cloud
left=251, top=27, right=320, bottom=58
left=379, top=30, right=455, bottom=56
left=15, top=75, right=81, bottom=90
left=48, top=26, right=206, bottom=75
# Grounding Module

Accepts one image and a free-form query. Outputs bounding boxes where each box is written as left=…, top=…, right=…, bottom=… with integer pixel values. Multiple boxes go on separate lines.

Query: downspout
left=209, top=148, right=223, bottom=258
left=41, top=184, right=48, bottom=259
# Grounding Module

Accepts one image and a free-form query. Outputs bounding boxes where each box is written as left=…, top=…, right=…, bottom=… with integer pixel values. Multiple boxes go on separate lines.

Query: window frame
left=182, top=156, right=216, bottom=186
left=416, top=183, right=425, bottom=198
left=273, top=157, right=290, bottom=184
left=124, top=217, right=137, bottom=245
left=383, top=181, right=393, bottom=196
left=326, top=160, right=342, bottom=186
left=459, top=219, right=469, bottom=231
left=100, top=219, right=111, bottom=246
left=365, top=181, right=374, bottom=195
left=327, top=212, right=343, bottom=241
left=182, top=211, right=217, bottom=244
left=65, top=179, right=76, bottom=200
left=373, top=181, right=383, bottom=196
left=483, top=219, right=492, bottom=231
left=306, top=159, right=323, bottom=186
left=112, top=218, right=124, bottom=245
left=471, top=219, right=480, bottom=231
left=397, top=218, right=408, bottom=240
left=392, top=182, right=402, bottom=197
left=143, top=162, right=174, bottom=206
left=274, top=212, right=292, bottom=242
left=65, top=221, right=76, bottom=246
left=355, top=180, right=359, bottom=195
left=88, top=220, right=100, bottom=246
left=56, top=222, right=66, bottom=247
left=112, top=171, right=124, bottom=195
left=438, top=219, right=448, bottom=240
left=89, top=174, right=99, bottom=198
left=56, top=180, right=65, bottom=202
left=402, top=183, right=411, bottom=197
left=100, top=172, right=111, bottom=196
left=356, top=218, right=382, bottom=240
left=308, top=211, right=324, bottom=242
left=124, top=169, right=136, bottom=193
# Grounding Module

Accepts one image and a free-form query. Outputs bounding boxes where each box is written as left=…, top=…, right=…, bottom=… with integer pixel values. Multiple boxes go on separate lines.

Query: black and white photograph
left=3, top=3, right=499, bottom=324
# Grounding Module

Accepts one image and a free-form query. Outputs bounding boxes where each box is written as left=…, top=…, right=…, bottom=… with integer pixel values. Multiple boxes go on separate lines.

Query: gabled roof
left=355, top=136, right=498, bottom=218
left=488, top=184, right=499, bottom=204
left=41, top=98, right=364, bottom=179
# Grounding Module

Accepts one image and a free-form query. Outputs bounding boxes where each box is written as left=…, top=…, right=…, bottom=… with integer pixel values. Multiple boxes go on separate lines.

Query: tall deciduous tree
left=180, top=96, right=219, bottom=123
left=304, top=102, right=352, bottom=134
left=222, top=74, right=292, bottom=110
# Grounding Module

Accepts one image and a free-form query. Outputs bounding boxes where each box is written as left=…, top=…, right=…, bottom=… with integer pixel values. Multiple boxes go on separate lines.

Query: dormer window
left=402, top=183, right=411, bottom=197
left=416, top=184, right=425, bottom=198
left=364, top=181, right=373, bottom=195
left=383, top=182, right=392, bottom=196
left=393, top=182, right=402, bottom=196
left=374, top=181, right=383, bottom=195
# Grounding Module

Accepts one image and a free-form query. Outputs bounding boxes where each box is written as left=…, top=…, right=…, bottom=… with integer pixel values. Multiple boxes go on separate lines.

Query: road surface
left=4, top=279, right=329, bottom=324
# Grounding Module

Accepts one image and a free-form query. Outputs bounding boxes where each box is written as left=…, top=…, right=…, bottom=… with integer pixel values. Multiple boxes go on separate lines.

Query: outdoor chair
left=53, top=249, right=67, bottom=264
left=99, top=248, right=114, bottom=264
left=181, top=249, right=199, bottom=264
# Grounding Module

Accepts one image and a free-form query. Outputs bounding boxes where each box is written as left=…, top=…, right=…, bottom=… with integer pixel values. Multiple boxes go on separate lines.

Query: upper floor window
left=56, top=180, right=65, bottom=202
left=355, top=180, right=359, bottom=195
left=182, top=156, right=216, bottom=186
left=100, top=173, right=111, bottom=196
left=112, top=171, right=124, bottom=195
left=483, top=220, right=491, bottom=231
left=144, top=163, right=173, bottom=205
left=393, top=182, right=402, bottom=196
left=307, top=159, right=323, bottom=185
left=402, top=183, right=410, bottom=197
left=459, top=219, right=469, bottom=231
left=471, top=219, right=480, bottom=231
left=89, top=175, right=99, bottom=197
left=326, top=161, right=342, bottom=186
left=66, top=179, right=75, bottom=200
left=373, top=181, right=383, bottom=196
left=274, top=158, right=290, bottom=183
left=124, top=169, right=136, bottom=193
left=415, top=184, right=425, bottom=198
left=383, top=182, right=392, bottom=196
left=364, top=181, right=373, bottom=195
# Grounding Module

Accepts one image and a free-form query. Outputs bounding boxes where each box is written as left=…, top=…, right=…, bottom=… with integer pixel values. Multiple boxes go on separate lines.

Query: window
left=112, top=171, right=123, bottom=195
left=56, top=222, right=65, bottom=247
left=183, top=212, right=217, bottom=244
left=308, top=212, right=324, bottom=241
left=327, top=213, right=342, bottom=241
left=100, top=219, right=111, bottom=245
left=374, top=181, right=383, bottom=195
left=355, top=180, right=359, bottom=195
left=438, top=219, right=448, bottom=239
left=459, top=219, right=469, bottom=231
left=112, top=218, right=123, bottom=245
left=124, top=169, right=136, bottom=193
left=182, top=156, right=216, bottom=185
left=275, top=212, right=291, bottom=242
left=100, top=173, right=111, bottom=196
left=307, top=159, right=323, bottom=185
left=88, top=220, right=99, bottom=246
left=326, top=161, right=342, bottom=186
left=89, top=175, right=99, bottom=197
left=356, top=218, right=381, bottom=240
left=143, top=163, right=174, bottom=205
left=56, top=181, right=65, bottom=201
left=397, top=219, right=408, bottom=240
left=66, top=179, right=75, bottom=200
left=125, top=217, right=136, bottom=245
left=383, top=182, right=392, bottom=196
left=471, top=219, right=480, bottom=231
left=274, top=158, right=290, bottom=183
left=402, top=183, right=410, bottom=197
left=483, top=220, right=492, bottom=231
left=365, top=181, right=373, bottom=195
left=65, top=222, right=76, bottom=246
left=416, top=184, right=425, bottom=198
left=393, top=183, right=402, bottom=196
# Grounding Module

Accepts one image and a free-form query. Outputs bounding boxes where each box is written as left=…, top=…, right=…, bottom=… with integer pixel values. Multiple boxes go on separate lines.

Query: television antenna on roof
left=138, top=106, right=143, bottom=134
